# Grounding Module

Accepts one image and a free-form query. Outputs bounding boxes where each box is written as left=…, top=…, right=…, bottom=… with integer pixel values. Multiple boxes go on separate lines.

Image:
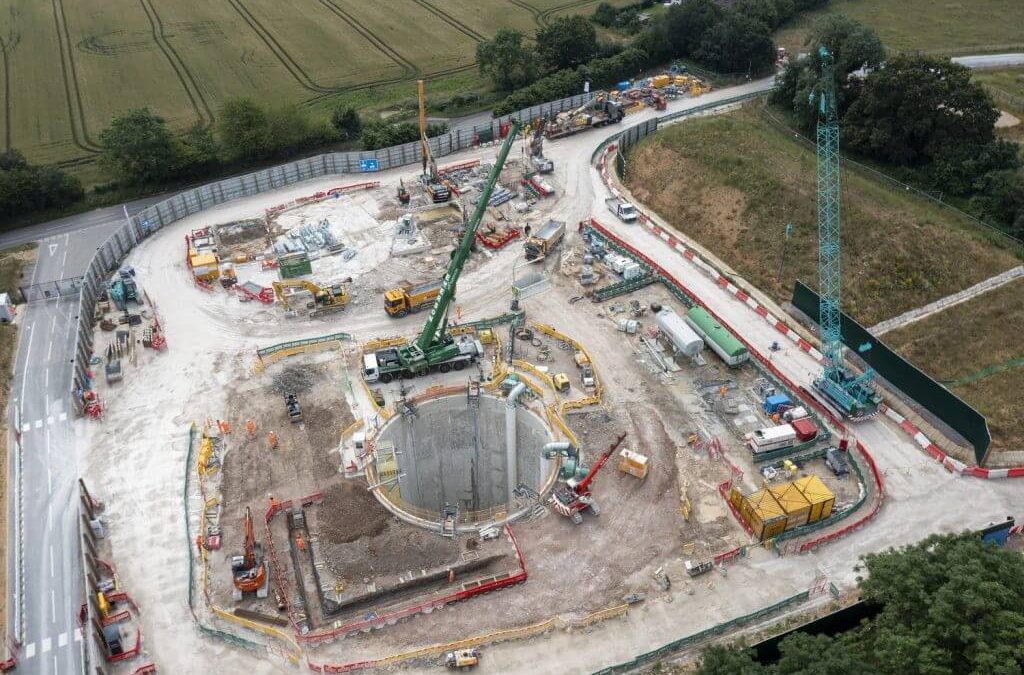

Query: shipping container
left=685, top=307, right=749, bottom=366
left=740, top=488, right=787, bottom=541
left=769, top=482, right=811, bottom=529
left=655, top=308, right=704, bottom=357
left=791, top=418, right=818, bottom=442
left=617, top=448, right=649, bottom=480
left=793, top=475, right=835, bottom=523
left=763, top=394, right=792, bottom=413
left=279, top=251, right=312, bottom=279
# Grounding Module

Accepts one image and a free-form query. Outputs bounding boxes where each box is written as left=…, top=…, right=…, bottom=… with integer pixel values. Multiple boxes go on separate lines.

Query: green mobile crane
left=363, top=120, right=523, bottom=384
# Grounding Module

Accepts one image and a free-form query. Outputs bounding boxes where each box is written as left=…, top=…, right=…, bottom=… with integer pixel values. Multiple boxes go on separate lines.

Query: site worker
left=246, top=419, right=256, bottom=437
left=268, top=431, right=279, bottom=449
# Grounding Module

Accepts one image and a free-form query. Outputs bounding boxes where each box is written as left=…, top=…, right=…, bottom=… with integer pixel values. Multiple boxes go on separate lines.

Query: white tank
left=655, top=309, right=704, bottom=357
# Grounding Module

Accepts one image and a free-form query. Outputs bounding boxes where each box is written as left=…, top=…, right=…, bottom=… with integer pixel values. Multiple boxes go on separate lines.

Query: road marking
left=42, top=637, right=51, bottom=653
left=58, top=632, right=67, bottom=648
left=46, top=339, right=53, bottom=362
left=20, top=324, right=34, bottom=404
left=47, top=415, right=53, bottom=426
left=50, top=591, right=55, bottom=619
left=21, top=423, right=29, bottom=433
left=50, top=545, right=55, bottom=577
left=47, top=467, right=52, bottom=495
left=47, top=503, right=52, bottom=529
left=34, top=420, right=42, bottom=429
left=48, top=243, right=58, bottom=256
left=24, top=643, right=34, bottom=658
left=45, top=367, right=50, bottom=386
left=61, top=249, right=68, bottom=276
left=74, top=628, right=82, bottom=642
left=50, top=314, right=56, bottom=335
left=59, top=412, right=67, bottom=422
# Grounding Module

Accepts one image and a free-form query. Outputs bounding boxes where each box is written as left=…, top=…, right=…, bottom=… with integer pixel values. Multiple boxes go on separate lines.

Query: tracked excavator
left=232, top=507, right=268, bottom=599
left=271, top=279, right=348, bottom=318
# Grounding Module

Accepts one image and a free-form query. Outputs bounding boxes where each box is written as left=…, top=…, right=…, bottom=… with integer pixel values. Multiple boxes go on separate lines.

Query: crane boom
left=575, top=432, right=626, bottom=494
left=395, top=119, right=522, bottom=371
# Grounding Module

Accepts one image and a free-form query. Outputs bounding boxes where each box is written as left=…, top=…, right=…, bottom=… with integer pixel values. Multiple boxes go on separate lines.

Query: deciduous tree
left=536, top=16, right=598, bottom=71
left=476, top=29, right=538, bottom=91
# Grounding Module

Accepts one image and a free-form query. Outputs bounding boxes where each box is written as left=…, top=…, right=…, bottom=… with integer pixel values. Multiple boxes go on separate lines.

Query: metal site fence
left=65, top=91, right=598, bottom=407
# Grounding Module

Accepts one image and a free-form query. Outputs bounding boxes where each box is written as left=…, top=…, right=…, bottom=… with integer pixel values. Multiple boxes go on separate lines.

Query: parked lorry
left=746, top=424, right=797, bottom=455
left=384, top=279, right=443, bottom=317
left=545, top=94, right=624, bottom=139
left=524, top=219, right=566, bottom=261
left=605, top=197, right=637, bottom=223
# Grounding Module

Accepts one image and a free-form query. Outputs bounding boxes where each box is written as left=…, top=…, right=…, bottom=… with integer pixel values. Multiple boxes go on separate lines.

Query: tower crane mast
left=811, top=47, right=881, bottom=419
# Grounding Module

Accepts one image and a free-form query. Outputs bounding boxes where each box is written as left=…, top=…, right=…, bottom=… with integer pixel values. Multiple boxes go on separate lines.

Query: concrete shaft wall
left=378, top=395, right=552, bottom=515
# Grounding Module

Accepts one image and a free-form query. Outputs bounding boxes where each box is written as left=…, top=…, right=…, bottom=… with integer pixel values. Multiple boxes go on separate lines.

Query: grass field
left=884, top=278, right=1024, bottom=452
left=623, top=104, right=1022, bottom=328
left=774, top=0, right=1024, bottom=56
left=0, top=0, right=632, bottom=172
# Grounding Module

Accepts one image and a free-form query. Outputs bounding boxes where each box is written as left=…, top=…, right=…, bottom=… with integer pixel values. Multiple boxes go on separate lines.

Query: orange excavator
left=231, top=507, right=268, bottom=599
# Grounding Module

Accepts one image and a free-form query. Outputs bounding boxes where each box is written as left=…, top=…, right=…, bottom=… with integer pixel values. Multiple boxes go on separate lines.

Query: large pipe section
left=505, top=383, right=527, bottom=502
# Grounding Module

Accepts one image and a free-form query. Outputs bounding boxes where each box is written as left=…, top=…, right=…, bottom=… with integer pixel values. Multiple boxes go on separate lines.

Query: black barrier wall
left=792, top=281, right=991, bottom=465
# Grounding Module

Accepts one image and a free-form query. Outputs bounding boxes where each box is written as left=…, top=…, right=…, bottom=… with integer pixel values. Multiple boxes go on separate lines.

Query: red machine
left=550, top=432, right=627, bottom=524
left=232, top=507, right=267, bottom=596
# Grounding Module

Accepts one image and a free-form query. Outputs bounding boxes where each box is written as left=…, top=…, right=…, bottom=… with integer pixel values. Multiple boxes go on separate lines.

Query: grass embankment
left=884, top=279, right=1024, bottom=452
left=0, top=243, right=35, bottom=648
left=624, top=104, right=1021, bottom=327
left=775, top=0, right=1024, bottom=55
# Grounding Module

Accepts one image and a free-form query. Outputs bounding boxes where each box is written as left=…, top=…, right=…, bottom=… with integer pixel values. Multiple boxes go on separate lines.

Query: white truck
left=605, top=197, right=637, bottom=223
left=745, top=424, right=797, bottom=455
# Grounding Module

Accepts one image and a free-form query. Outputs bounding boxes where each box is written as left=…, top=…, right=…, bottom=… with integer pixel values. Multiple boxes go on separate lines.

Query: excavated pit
left=373, top=392, right=556, bottom=529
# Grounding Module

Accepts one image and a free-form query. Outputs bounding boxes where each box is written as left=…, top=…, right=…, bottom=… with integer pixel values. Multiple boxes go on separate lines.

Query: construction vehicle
left=544, top=93, right=624, bottom=140
left=384, top=279, right=443, bottom=317
left=523, top=219, right=566, bottom=262
left=809, top=47, right=882, bottom=419
left=445, top=648, right=480, bottom=669
left=284, top=393, right=302, bottom=423
left=580, top=362, right=596, bottom=392
left=220, top=265, right=238, bottom=289
left=231, top=507, right=268, bottom=599
left=551, top=432, right=626, bottom=524
left=605, top=197, right=637, bottom=223
left=418, top=80, right=451, bottom=203
left=362, top=120, right=523, bottom=384
left=686, top=559, right=713, bottom=577
left=397, top=179, right=411, bottom=205
left=271, top=279, right=348, bottom=318
left=553, top=372, right=570, bottom=393
left=527, top=126, right=554, bottom=173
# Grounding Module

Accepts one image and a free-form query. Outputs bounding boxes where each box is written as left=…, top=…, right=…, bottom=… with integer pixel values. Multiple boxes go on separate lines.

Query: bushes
left=0, top=151, right=83, bottom=222
left=359, top=121, right=448, bottom=151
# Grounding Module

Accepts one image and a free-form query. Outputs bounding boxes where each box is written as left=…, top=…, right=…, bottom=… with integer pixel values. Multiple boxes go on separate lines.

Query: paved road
left=5, top=200, right=156, bottom=674
left=953, top=53, right=1024, bottom=69
left=2, top=52, right=1019, bottom=674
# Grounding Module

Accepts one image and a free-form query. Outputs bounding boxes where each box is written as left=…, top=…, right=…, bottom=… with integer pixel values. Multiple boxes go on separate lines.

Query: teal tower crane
left=811, top=47, right=881, bottom=419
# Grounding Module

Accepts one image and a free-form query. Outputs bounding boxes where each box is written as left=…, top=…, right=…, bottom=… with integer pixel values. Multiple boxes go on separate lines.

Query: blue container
left=617, top=81, right=631, bottom=91
left=763, top=394, right=792, bottom=414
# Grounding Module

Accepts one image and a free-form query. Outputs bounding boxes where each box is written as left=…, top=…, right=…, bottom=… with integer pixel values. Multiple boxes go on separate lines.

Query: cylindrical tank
left=655, top=308, right=704, bottom=357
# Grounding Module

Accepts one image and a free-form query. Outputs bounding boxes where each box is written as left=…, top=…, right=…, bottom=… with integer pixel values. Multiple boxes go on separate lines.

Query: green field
left=0, top=0, right=632, bottom=170
left=775, top=0, right=1024, bottom=56
left=884, top=279, right=1024, bottom=452
left=622, top=104, right=1021, bottom=327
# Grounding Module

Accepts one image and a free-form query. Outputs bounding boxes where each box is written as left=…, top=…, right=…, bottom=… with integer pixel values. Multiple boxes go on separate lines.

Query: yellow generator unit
left=618, top=448, right=649, bottom=480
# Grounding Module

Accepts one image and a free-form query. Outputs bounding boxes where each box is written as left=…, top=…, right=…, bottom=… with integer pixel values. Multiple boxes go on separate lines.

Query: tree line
left=486, top=0, right=830, bottom=116
left=693, top=533, right=1024, bottom=675
left=772, top=16, right=1024, bottom=238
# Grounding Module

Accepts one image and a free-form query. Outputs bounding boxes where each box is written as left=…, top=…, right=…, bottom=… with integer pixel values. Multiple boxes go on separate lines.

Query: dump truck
left=384, top=279, right=443, bottom=317
left=523, top=219, right=566, bottom=261
left=545, top=94, right=624, bottom=139
left=605, top=197, right=637, bottom=223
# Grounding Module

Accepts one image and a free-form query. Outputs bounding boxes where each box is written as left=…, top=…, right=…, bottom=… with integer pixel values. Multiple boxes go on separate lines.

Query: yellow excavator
left=271, top=279, right=348, bottom=318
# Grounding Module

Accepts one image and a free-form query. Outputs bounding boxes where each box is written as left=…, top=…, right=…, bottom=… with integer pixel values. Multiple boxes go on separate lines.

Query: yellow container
left=741, top=488, right=787, bottom=541
left=479, top=328, right=495, bottom=344
left=769, top=482, right=811, bottom=529
left=674, top=75, right=689, bottom=86
left=617, top=448, right=649, bottom=480
left=651, top=74, right=670, bottom=88
left=794, top=475, right=835, bottom=523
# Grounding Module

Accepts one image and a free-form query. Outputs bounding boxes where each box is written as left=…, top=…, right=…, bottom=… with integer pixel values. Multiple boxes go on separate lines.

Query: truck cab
left=362, top=353, right=380, bottom=383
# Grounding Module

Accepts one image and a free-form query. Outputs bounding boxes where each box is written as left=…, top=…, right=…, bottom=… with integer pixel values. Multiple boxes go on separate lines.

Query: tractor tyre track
left=412, top=0, right=485, bottom=42
left=505, top=0, right=542, bottom=24
left=537, top=0, right=599, bottom=25
left=300, top=62, right=477, bottom=107
left=226, top=0, right=333, bottom=93
left=316, top=0, right=418, bottom=79
left=0, top=36, right=10, bottom=150
left=139, top=0, right=214, bottom=129
left=51, top=0, right=102, bottom=154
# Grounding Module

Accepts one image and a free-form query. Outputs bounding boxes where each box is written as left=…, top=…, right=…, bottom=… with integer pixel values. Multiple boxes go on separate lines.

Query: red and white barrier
left=265, top=181, right=381, bottom=218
